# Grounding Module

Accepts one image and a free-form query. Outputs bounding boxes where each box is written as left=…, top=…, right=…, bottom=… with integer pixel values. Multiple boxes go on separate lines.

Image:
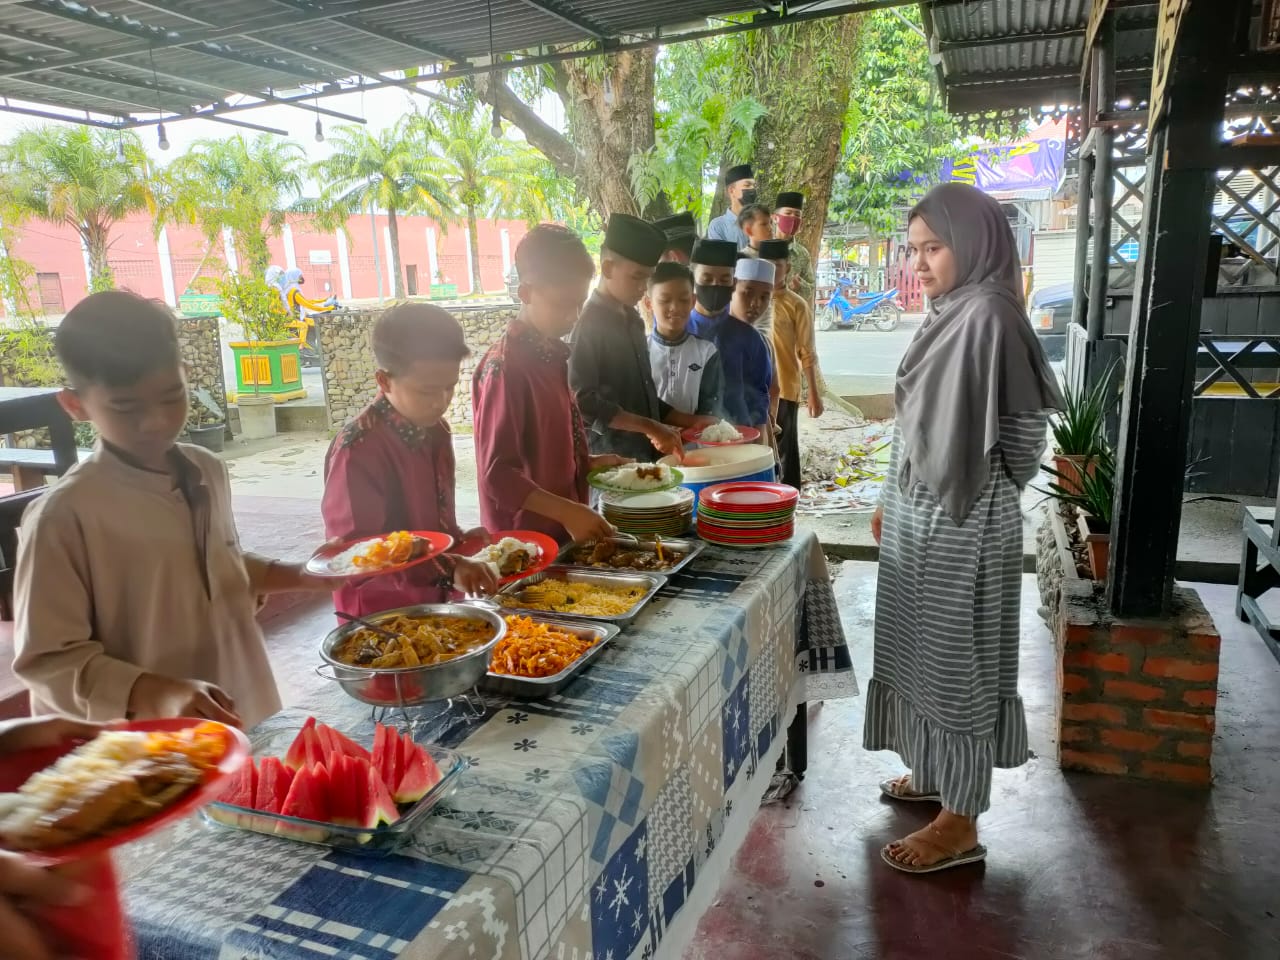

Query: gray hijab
left=895, top=182, right=1064, bottom=523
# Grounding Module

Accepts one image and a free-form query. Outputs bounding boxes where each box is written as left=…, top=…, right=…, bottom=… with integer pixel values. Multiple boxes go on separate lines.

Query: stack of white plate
left=601, top=487, right=695, bottom=538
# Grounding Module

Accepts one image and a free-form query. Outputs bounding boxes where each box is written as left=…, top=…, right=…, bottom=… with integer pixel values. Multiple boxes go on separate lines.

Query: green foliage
left=308, top=116, right=451, bottom=228
left=1051, top=365, right=1119, bottom=456
left=630, top=38, right=765, bottom=220
left=1041, top=446, right=1116, bottom=526
left=210, top=273, right=292, bottom=345
left=158, top=134, right=304, bottom=278
left=0, top=126, right=154, bottom=289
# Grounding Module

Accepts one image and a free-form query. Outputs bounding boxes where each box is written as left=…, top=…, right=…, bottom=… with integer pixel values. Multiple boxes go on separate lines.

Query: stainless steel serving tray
left=480, top=615, right=621, bottom=698
left=493, top=565, right=667, bottom=626
left=555, top=536, right=706, bottom=578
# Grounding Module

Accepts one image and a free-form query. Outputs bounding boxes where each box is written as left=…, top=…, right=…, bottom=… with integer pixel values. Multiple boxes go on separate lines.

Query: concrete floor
left=685, top=564, right=1280, bottom=960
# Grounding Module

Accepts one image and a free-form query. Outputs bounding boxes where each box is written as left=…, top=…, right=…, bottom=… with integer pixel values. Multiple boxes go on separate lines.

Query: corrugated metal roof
left=0, top=0, right=781, bottom=128
left=925, top=0, right=1160, bottom=115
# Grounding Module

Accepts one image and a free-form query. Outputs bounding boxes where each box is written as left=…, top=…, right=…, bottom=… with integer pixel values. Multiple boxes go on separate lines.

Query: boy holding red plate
left=321, top=303, right=498, bottom=616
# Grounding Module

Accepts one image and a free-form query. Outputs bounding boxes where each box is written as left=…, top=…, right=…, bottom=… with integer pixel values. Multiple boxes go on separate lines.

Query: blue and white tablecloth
left=118, top=533, right=856, bottom=960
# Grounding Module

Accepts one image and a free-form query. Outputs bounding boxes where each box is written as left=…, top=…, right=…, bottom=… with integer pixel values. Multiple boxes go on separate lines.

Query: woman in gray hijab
left=864, top=182, right=1063, bottom=874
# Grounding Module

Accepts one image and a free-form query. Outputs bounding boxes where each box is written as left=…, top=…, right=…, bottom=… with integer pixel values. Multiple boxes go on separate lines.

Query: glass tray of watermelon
left=203, top=717, right=463, bottom=854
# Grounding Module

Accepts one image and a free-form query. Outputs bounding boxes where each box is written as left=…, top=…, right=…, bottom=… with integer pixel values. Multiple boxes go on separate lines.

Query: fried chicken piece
left=635, top=465, right=663, bottom=481
left=589, top=540, right=618, bottom=564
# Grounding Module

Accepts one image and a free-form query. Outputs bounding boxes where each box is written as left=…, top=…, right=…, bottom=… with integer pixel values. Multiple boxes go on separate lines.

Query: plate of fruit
left=204, top=717, right=463, bottom=852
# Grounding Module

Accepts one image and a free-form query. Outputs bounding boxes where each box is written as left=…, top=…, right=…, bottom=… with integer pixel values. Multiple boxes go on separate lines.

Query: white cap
left=734, top=257, right=776, bottom=285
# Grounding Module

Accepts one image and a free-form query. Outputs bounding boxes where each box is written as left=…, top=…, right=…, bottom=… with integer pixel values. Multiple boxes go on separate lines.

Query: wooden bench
left=0, top=446, right=91, bottom=492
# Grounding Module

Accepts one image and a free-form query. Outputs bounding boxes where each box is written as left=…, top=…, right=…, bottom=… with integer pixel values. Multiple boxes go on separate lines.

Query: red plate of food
left=305, top=530, right=455, bottom=579
left=455, top=529, right=559, bottom=585
left=681, top=422, right=762, bottom=446
left=699, top=481, right=799, bottom=512
left=0, top=718, right=249, bottom=865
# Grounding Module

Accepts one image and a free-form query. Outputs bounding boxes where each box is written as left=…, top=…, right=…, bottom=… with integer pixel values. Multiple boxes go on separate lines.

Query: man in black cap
left=653, top=211, right=697, bottom=265
left=706, top=164, right=757, bottom=249
left=687, top=239, right=739, bottom=332
left=773, top=191, right=816, bottom=306
left=569, top=213, right=714, bottom=463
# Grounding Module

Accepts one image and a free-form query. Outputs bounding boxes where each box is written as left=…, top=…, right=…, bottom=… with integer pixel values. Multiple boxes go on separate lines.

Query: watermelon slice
left=367, top=765, right=400, bottom=826
left=316, top=723, right=372, bottom=763
left=392, top=733, right=441, bottom=804
left=276, top=765, right=330, bottom=842
left=371, top=723, right=401, bottom=795
left=283, top=716, right=318, bottom=771
left=255, top=757, right=293, bottom=815
left=215, top=758, right=258, bottom=824
left=303, top=729, right=327, bottom=770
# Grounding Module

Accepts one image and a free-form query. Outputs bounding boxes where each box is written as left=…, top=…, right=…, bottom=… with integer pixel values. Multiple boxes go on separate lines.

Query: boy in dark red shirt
left=322, top=303, right=497, bottom=616
left=473, top=224, right=622, bottom=543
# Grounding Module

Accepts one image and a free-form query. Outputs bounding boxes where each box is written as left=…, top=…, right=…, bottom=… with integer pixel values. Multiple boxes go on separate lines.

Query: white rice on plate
left=699, top=420, right=742, bottom=443
left=475, top=537, right=541, bottom=576
left=596, top=463, right=674, bottom=491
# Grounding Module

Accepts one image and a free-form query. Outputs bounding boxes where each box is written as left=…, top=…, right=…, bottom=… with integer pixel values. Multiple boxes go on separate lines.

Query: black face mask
left=739, top=189, right=758, bottom=205
left=695, top=283, right=734, bottom=313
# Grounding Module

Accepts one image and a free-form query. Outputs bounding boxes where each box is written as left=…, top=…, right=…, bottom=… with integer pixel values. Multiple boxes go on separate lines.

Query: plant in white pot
left=1049, top=365, right=1117, bottom=497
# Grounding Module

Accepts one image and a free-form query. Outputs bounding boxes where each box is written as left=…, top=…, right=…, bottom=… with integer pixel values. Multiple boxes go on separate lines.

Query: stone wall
left=317, top=304, right=518, bottom=432
left=0, top=317, right=225, bottom=445
left=176, top=317, right=228, bottom=426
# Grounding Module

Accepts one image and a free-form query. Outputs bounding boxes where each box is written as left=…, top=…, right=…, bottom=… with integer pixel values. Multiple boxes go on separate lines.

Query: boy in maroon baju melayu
left=473, top=225, right=624, bottom=544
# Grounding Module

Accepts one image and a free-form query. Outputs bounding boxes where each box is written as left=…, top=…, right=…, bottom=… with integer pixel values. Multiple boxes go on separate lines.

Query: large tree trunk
left=733, top=15, right=867, bottom=265
left=466, top=206, right=483, bottom=294
left=553, top=51, right=669, bottom=219
left=387, top=207, right=405, bottom=299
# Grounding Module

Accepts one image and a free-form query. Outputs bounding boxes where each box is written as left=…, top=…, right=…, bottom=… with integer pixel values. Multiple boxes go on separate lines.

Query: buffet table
left=117, top=533, right=856, bottom=960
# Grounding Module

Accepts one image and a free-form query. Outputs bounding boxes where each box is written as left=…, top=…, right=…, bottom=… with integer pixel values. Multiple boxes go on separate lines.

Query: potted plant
left=1050, top=365, right=1118, bottom=496
left=215, top=274, right=303, bottom=440
left=184, top=387, right=226, bottom=452
left=1042, top=445, right=1116, bottom=581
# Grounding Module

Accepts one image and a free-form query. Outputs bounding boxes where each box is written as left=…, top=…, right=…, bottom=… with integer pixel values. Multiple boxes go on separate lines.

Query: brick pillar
left=1055, top=580, right=1220, bottom=786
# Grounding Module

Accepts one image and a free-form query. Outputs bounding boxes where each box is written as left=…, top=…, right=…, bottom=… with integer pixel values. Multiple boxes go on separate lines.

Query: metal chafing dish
left=481, top=614, right=621, bottom=698
left=492, top=565, right=667, bottom=627
left=555, top=536, right=705, bottom=577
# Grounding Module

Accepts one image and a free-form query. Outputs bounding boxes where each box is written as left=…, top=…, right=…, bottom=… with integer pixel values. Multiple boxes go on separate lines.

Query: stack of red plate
left=696, top=481, right=799, bottom=548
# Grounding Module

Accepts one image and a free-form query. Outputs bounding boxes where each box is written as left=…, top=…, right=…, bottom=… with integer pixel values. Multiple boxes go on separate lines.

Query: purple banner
left=941, top=131, right=1066, bottom=198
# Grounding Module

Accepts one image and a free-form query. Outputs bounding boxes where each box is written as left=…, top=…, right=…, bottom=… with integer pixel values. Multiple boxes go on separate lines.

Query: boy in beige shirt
left=13, top=291, right=333, bottom=729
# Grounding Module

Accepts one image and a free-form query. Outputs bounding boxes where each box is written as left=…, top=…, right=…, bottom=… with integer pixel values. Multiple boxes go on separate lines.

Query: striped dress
left=863, top=412, right=1047, bottom=816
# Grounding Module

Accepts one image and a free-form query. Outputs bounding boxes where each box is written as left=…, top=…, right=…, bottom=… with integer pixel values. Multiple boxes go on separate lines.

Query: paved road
left=815, top=316, right=921, bottom=397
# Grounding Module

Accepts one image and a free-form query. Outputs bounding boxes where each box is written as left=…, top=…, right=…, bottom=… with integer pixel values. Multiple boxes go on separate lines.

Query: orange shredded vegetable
left=142, top=722, right=228, bottom=770
left=353, top=531, right=418, bottom=569
left=491, top=616, right=600, bottom=678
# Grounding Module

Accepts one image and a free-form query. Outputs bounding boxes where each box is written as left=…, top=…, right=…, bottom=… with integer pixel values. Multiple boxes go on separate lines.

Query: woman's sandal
left=881, top=825, right=987, bottom=875
left=878, top=775, right=941, bottom=803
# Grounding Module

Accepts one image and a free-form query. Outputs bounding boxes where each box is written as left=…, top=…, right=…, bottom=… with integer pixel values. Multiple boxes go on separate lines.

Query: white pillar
left=222, top=227, right=239, bottom=274
left=335, top=228, right=353, bottom=300
left=282, top=223, right=298, bottom=270
left=79, top=228, right=93, bottom=290
left=426, top=227, right=439, bottom=285
left=463, top=231, right=475, bottom=294
left=500, top=227, right=512, bottom=275
left=157, top=226, right=178, bottom=306
left=382, top=225, right=395, bottom=295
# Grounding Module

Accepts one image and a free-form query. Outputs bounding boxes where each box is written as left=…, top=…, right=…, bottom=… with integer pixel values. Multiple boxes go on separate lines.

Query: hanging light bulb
left=314, top=116, right=325, bottom=143
left=490, top=101, right=502, bottom=138
left=157, top=121, right=169, bottom=151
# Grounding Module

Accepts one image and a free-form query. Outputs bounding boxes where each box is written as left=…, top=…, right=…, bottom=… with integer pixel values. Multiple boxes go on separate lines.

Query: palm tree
left=158, top=134, right=304, bottom=283
left=0, top=126, right=154, bottom=291
left=421, top=104, right=553, bottom=294
left=309, top=117, right=451, bottom=299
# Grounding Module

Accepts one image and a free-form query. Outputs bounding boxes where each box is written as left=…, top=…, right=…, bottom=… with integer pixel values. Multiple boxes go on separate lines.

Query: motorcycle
left=815, top=279, right=903, bottom=332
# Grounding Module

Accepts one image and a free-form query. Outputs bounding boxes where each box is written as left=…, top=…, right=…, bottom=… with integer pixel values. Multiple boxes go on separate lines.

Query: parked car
left=1028, top=282, right=1073, bottom=361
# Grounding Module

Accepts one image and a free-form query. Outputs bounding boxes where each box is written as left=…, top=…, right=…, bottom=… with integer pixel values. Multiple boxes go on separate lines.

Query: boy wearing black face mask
left=706, top=164, right=757, bottom=249
left=687, top=239, right=738, bottom=324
